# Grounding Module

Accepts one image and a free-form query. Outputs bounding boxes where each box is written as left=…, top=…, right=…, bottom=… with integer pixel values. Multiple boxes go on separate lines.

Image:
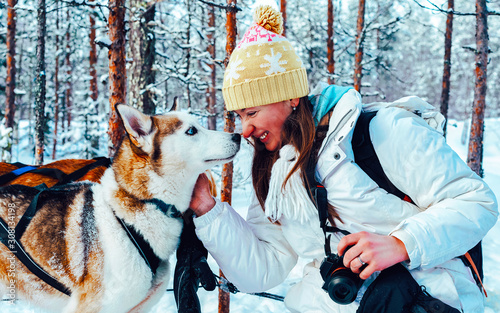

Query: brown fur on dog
left=0, top=107, right=227, bottom=312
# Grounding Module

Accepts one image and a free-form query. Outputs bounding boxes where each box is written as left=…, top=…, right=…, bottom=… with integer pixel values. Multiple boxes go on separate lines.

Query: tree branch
left=196, top=0, right=241, bottom=12
left=412, top=0, right=500, bottom=16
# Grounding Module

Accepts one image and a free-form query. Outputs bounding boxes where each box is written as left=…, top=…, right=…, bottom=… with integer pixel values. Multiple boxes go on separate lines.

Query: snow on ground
left=1, top=118, right=500, bottom=312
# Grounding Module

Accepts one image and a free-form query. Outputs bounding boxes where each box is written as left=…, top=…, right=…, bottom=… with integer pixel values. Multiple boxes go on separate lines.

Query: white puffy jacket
left=194, top=89, right=498, bottom=312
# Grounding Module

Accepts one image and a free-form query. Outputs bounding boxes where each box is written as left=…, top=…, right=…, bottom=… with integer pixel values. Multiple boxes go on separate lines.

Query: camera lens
left=326, top=270, right=360, bottom=305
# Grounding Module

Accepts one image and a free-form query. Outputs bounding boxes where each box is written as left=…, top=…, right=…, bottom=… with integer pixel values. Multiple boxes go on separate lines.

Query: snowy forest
left=1, top=0, right=500, bottom=312
left=0, top=0, right=499, bottom=166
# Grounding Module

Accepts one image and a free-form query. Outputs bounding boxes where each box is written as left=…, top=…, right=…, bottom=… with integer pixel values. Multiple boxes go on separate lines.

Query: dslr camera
left=319, top=250, right=365, bottom=304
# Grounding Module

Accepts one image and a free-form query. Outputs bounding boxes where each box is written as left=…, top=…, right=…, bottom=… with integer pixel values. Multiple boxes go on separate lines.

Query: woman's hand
left=189, top=173, right=216, bottom=217
left=337, top=232, right=409, bottom=280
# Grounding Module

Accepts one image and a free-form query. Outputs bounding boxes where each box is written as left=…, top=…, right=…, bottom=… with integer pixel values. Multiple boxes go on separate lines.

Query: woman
left=190, top=5, right=498, bottom=312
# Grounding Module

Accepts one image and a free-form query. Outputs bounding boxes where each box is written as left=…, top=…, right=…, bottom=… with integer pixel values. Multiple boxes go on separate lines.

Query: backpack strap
left=352, top=111, right=411, bottom=202
left=311, top=109, right=485, bottom=294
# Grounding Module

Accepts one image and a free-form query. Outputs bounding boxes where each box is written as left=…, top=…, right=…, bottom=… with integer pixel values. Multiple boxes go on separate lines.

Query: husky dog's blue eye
left=185, top=127, right=198, bottom=136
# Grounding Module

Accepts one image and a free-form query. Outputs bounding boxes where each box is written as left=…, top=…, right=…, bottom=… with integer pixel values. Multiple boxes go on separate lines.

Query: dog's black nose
left=232, top=133, right=241, bottom=144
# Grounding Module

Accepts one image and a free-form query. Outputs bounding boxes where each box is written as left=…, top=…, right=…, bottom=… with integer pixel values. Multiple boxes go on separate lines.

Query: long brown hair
left=250, top=96, right=340, bottom=224
left=252, top=96, right=315, bottom=209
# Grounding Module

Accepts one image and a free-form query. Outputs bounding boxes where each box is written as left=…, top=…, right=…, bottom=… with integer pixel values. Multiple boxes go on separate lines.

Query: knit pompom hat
left=222, top=5, right=309, bottom=111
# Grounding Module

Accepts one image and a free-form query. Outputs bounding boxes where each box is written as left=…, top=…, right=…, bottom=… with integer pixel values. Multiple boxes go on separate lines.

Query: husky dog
left=0, top=105, right=241, bottom=313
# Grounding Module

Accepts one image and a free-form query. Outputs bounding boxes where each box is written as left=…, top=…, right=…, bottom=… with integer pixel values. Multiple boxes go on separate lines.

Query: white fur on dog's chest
left=91, top=172, right=182, bottom=312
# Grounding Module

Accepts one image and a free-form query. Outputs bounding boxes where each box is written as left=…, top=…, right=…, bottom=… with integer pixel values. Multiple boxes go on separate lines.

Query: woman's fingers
left=336, top=232, right=410, bottom=280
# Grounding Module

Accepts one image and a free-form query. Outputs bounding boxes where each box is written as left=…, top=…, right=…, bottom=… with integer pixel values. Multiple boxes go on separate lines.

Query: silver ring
left=357, top=256, right=366, bottom=266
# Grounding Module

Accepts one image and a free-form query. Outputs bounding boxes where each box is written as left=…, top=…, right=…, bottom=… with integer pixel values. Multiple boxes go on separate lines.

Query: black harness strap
left=0, top=179, right=180, bottom=294
left=0, top=165, right=38, bottom=186
left=115, top=199, right=181, bottom=275
left=14, top=184, right=49, bottom=240
left=55, top=157, right=111, bottom=186
left=0, top=184, right=72, bottom=296
left=0, top=157, right=111, bottom=187
left=115, top=216, right=161, bottom=275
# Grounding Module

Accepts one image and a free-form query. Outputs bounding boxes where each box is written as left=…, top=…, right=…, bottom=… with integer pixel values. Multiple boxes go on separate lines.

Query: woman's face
left=235, top=99, right=298, bottom=152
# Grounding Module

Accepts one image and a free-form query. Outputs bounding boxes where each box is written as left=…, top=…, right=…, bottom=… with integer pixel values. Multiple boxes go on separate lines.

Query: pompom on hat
left=222, top=5, right=309, bottom=111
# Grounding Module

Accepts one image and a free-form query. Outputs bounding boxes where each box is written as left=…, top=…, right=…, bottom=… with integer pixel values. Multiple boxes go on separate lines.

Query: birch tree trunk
left=219, top=2, right=237, bottom=312
left=5, top=0, right=17, bottom=162
left=207, top=6, right=217, bottom=130
left=353, top=0, right=366, bottom=92
left=467, top=0, right=489, bottom=177
left=34, top=0, right=46, bottom=165
left=127, top=1, right=156, bottom=115
left=440, top=0, right=454, bottom=137
left=108, top=0, right=126, bottom=157
left=327, top=0, right=335, bottom=85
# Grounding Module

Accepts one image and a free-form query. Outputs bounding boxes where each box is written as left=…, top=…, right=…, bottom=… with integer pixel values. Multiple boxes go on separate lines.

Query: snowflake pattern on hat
left=261, top=48, right=287, bottom=75
left=225, top=56, right=245, bottom=84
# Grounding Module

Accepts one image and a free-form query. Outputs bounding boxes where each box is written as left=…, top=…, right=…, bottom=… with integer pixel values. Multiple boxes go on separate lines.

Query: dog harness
left=0, top=157, right=111, bottom=187
left=0, top=184, right=72, bottom=295
left=116, top=199, right=182, bottom=275
left=0, top=183, right=181, bottom=296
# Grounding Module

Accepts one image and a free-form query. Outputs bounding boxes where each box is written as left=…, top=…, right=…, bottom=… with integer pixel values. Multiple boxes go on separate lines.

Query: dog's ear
left=116, top=104, right=155, bottom=153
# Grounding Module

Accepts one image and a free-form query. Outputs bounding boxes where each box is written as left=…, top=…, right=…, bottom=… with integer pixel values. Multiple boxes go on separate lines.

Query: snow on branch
left=196, top=0, right=242, bottom=13
left=412, top=0, right=500, bottom=16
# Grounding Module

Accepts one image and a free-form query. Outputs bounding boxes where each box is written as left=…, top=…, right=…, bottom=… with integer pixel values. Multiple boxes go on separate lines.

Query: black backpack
left=310, top=110, right=485, bottom=294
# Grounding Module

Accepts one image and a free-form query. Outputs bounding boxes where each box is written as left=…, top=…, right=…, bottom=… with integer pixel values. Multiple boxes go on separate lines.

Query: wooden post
left=467, top=0, right=489, bottom=178
left=219, top=1, right=237, bottom=312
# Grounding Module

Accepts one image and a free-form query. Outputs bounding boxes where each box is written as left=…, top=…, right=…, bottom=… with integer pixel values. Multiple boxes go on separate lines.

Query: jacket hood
left=309, top=83, right=353, bottom=126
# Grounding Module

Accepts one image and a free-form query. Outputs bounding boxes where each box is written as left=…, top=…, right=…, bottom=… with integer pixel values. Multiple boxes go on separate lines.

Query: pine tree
left=467, top=0, right=489, bottom=177
left=280, top=0, right=287, bottom=37
left=206, top=5, right=217, bottom=130
left=34, top=0, right=47, bottom=165
left=65, top=9, right=73, bottom=129
left=353, top=0, right=366, bottom=92
left=127, top=0, right=156, bottom=114
left=108, top=0, right=126, bottom=157
left=440, top=0, right=454, bottom=137
left=4, top=0, right=17, bottom=162
left=327, top=0, right=335, bottom=85
left=52, top=0, right=60, bottom=160
left=219, top=2, right=237, bottom=311
left=89, top=5, right=100, bottom=157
